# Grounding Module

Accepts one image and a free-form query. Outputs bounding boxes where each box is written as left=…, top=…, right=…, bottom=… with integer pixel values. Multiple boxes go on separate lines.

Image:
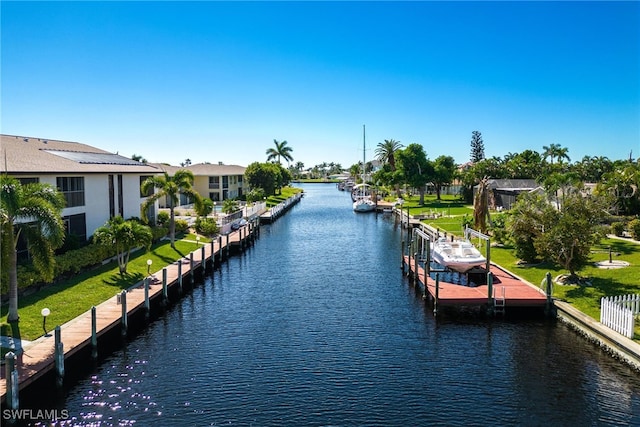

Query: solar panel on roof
left=44, top=150, right=144, bottom=165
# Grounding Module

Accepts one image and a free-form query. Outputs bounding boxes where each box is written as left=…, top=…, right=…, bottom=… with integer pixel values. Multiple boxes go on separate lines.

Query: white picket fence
left=600, top=294, right=640, bottom=338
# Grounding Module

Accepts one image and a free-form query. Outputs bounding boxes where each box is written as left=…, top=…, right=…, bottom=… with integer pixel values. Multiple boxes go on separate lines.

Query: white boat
left=431, top=237, right=487, bottom=273
left=353, top=125, right=375, bottom=213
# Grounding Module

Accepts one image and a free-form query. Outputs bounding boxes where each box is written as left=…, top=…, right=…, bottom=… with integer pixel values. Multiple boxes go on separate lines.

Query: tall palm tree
left=542, top=143, right=570, bottom=165
left=1, top=176, right=66, bottom=323
left=93, top=216, right=152, bottom=276
left=266, top=139, right=294, bottom=165
left=141, top=170, right=202, bottom=249
left=376, top=139, right=404, bottom=196
left=375, top=139, right=403, bottom=170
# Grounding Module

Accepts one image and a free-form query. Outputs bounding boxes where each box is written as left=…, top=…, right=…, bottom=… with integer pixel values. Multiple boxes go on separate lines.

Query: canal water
left=31, top=183, right=640, bottom=425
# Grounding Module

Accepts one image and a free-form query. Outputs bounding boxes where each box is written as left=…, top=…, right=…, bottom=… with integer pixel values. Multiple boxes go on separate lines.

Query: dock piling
left=144, top=278, right=150, bottom=317
left=120, top=290, right=128, bottom=337
left=5, top=351, right=19, bottom=410
left=162, top=268, right=168, bottom=303
left=190, top=252, right=195, bottom=282
left=487, top=272, right=494, bottom=315
left=178, top=259, right=183, bottom=292
left=54, top=326, right=64, bottom=387
left=91, top=306, right=98, bottom=359
left=434, top=273, right=440, bottom=315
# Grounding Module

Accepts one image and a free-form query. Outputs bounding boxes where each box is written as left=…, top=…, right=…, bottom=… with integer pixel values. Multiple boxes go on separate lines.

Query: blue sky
left=2, top=1, right=639, bottom=169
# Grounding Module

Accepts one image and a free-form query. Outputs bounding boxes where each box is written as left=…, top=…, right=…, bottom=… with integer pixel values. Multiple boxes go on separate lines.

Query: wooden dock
left=403, top=255, right=549, bottom=310
left=1, top=222, right=258, bottom=403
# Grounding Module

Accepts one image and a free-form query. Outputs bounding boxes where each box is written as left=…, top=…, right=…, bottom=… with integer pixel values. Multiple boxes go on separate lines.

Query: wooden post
left=120, top=290, right=128, bottom=337
left=91, top=306, right=98, bottom=360
left=434, top=273, right=440, bottom=315
left=162, top=268, right=168, bottom=302
left=55, top=326, right=64, bottom=387
left=487, top=271, right=494, bottom=315
left=144, top=278, right=150, bottom=316
left=210, top=240, right=215, bottom=264
left=5, top=351, right=19, bottom=410
left=401, top=239, right=405, bottom=272
left=178, top=258, right=183, bottom=292
left=485, top=238, right=491, bottom=273
left=545, top=272, right=553, bottom=316
left=423, top=245, right=428, bottom=298
left=201, top=245, right=206, bottom=269
left=190, top=252, right=195, bottom=282
left=413, top=251, right=418, bottom=286
left=226, top=234, right=230, bottom=258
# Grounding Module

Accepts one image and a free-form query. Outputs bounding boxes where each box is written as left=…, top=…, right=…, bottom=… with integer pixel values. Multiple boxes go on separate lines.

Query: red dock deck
left=404, top=255, right=548, bottom=308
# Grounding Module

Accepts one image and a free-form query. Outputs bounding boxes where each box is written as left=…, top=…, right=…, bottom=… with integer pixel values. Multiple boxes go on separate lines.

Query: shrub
left=611, top=222, right=625, bottom=237
left=1, top=243, right=117, bottom=295
left=489, top=214, right=507, bottom=244
left=629, top=218, right=640, bottom=240
left=174, top=219, right=190, bottom=234
left=157, top=211, right=170, bottom=226
left=152, top=226, right=168, bottom=242
left=194, top=218, right=219, bottom=237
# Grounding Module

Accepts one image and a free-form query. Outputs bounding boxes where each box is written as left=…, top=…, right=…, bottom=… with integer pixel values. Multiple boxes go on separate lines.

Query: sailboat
left=353, top=125, right=376, bottom=213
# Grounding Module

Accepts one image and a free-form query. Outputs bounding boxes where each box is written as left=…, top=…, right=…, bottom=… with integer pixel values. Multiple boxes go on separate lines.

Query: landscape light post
left=41, top=307, right=51, bottom=336
left=147, top=259, right=153, bottom=276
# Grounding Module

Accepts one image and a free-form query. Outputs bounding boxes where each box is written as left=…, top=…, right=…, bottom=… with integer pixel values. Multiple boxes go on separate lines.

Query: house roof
left=0, top=134, right=161, bottom=174
left=149, top=162, right=246, bottom=176
left=482, top=179, right=539, bottom=190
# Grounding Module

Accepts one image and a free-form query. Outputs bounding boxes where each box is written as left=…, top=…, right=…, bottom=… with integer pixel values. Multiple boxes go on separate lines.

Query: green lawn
left=1, top=235, right=209, bottom=341
left=266, top=186, right=303, bottom=207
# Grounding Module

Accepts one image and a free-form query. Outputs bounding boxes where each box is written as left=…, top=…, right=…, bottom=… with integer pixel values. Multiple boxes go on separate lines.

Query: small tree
left=470, top=131, right=485, bottom=163
left=141, top=170, right=202, bottom=249
left=534, top=193, right=606, bottom=279
left=93, top=216, right=152, bottom=276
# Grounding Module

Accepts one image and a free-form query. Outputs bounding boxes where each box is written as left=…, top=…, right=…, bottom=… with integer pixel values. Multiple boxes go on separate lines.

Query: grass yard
left=266, top=186, right=304, bottom=207
left=1, top=234, right=209, bottom=342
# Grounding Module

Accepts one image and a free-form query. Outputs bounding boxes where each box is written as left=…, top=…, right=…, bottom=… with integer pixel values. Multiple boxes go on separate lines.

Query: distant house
left=0, top=134, right=162, bottom=255
left=151, top=162, right=246, bottom=208
left=474, top=179, right=539, bottom=210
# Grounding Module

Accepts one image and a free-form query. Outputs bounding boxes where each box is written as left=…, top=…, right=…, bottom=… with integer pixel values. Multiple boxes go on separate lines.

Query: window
left=63, top=213, right=87, bottom=242
left=209, top=176, right=220, bottom=189
left=18, top=177, right=39, bottom=185
left=209, top=192, right=220, bottom=202
left=238, top=175, right=243, bottom=185
left=56, top=177, right=85, bottom=207
left=222, top=176, right=229, bottom=189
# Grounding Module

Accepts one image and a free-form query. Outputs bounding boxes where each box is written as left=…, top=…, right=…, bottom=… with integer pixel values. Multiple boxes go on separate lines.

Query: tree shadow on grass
left=101, top=272, right=145, bottom=290
left=563, top=277, right=632, bottom=302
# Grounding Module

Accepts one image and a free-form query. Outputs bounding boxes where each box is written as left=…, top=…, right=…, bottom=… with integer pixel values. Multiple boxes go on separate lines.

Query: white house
left=0, top=134, right=162, bottom=247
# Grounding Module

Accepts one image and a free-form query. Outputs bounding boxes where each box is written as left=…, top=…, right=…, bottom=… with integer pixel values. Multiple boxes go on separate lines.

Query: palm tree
left=222, top=199, right=239, bottom=214
left=93, top=216, right=152, bottom=276
left=375, top=139, right=403, bottom=170
left=543, top=143, right=570, bottom=165
left=266, top=139, right=294, bottom=165
left=141, top=170, right=202, bottom=249
left=1, top=176, right=66, bottom=323
left=376, top=139, right=404, bottom=196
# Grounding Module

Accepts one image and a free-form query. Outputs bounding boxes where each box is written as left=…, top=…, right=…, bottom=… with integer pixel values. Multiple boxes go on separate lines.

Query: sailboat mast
left=362, top=124, right=366, bottom=182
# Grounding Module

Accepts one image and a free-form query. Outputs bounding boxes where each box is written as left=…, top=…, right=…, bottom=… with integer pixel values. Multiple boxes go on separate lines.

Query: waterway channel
left=27, top=183, right=640, bottom=426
